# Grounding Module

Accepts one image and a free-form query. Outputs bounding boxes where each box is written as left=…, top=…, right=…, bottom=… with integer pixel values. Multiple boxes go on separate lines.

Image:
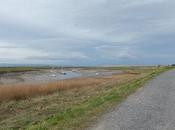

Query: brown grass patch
left=0, top=73, right=139, bottom=103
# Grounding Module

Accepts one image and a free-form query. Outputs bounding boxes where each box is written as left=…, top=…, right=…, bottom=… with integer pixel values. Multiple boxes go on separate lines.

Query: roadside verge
left=27, top=67, right=171, bottom=130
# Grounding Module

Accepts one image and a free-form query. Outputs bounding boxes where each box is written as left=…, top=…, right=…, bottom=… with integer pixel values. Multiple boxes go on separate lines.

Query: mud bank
left=0, top=69, right=123, bottom=85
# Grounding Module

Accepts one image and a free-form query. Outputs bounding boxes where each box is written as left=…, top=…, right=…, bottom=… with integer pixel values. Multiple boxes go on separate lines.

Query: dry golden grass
left=0, top=73, right=139, bottom=103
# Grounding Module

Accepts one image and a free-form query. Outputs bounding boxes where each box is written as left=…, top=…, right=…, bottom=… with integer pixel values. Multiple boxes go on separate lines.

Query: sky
left=0, top=0, right=175, bottom=66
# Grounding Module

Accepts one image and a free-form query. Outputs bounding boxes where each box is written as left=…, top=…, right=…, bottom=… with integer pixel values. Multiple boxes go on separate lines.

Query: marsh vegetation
left=0, top=66, right=170, bottom=130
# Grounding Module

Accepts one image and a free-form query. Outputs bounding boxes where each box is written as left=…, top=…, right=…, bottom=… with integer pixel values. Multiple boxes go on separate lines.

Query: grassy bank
left=0, top=67, right=39, bottom=74
left=0, top=77, right=109, bottom=102
left=0, top=67, right=171, bottom=130
left=27, top=67, right=169, bottom=130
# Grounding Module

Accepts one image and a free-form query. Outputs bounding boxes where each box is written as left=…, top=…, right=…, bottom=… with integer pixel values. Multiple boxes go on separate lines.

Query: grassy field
left=0, top=66, right=172, bottom=130
left=0, top=67, right=40, bottom=74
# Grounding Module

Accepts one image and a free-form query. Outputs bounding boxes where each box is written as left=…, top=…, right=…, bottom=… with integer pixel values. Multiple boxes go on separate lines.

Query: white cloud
left=0, top=41, right=89, bottom=62
left=26, top=51, right=89, bottom=61
left=0, top=0, right=174, bottom=65
left=95, top=45, right=136, bottom=60
left=0, top=47, right=47, bottom=60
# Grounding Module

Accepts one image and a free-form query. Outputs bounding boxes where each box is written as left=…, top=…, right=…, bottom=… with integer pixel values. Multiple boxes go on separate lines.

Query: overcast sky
left=0, top=0, right=174, bottom=66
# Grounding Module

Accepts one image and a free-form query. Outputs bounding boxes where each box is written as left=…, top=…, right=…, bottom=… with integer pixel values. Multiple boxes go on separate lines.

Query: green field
left=0, top=67, right=40, bottom=74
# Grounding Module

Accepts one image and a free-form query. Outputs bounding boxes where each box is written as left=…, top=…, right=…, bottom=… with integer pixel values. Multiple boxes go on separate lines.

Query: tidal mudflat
left=0, top=68, right=122, bottom=85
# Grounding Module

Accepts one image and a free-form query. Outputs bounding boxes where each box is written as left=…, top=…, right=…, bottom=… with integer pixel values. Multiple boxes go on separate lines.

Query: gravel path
left=89, top=69, right=175, bottom=130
